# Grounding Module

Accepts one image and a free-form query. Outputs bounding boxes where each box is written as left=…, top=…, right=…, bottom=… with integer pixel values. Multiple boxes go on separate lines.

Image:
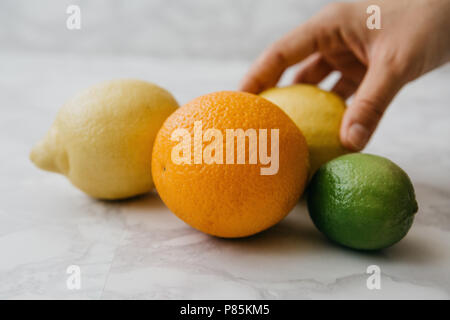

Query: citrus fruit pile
left=31, top=80, right=418, bottom=249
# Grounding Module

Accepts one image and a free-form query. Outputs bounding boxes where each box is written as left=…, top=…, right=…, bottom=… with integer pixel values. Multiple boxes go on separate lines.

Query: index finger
left=240, top=20, right=319, bottom=93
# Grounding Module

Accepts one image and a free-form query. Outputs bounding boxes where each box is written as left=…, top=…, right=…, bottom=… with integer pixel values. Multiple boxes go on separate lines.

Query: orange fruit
left=152, top=91, right=309, bottom=238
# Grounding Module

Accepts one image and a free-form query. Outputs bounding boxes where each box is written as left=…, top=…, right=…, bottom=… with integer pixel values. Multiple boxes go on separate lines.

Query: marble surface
left=1, top=52, right=450, bottom=300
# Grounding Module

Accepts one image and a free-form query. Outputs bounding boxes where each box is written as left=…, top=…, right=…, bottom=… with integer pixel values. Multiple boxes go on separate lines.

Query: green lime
left=307, top=153, right=418, bottom=250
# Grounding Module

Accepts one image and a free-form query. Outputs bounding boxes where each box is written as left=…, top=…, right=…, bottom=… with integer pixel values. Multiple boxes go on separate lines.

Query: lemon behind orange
left=152, top=91, right=309, bottom=238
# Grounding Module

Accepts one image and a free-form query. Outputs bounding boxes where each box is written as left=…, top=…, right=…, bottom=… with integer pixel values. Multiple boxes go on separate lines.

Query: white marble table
left=1, top=52, right=449, bottom=300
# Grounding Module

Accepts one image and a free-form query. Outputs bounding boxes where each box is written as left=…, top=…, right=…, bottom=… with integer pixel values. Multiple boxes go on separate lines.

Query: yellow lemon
left=30, top=79, right=179, bottom=199
left=260, top=84, right=348, bottom=174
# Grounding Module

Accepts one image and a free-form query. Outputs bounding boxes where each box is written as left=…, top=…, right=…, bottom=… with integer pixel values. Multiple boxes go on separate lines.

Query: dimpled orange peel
left=152, top=91, right=309, bottom=238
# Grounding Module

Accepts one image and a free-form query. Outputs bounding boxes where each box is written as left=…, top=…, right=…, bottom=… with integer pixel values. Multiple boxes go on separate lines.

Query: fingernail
left=347, top=123, right=370, bottom=151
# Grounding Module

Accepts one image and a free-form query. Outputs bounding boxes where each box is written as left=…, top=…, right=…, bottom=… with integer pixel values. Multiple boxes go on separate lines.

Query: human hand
left=240, top=0, right=450, bottom=151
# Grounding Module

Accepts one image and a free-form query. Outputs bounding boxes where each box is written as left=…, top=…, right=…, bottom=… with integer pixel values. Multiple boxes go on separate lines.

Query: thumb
left=340, top=62, right=405, bottom=151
